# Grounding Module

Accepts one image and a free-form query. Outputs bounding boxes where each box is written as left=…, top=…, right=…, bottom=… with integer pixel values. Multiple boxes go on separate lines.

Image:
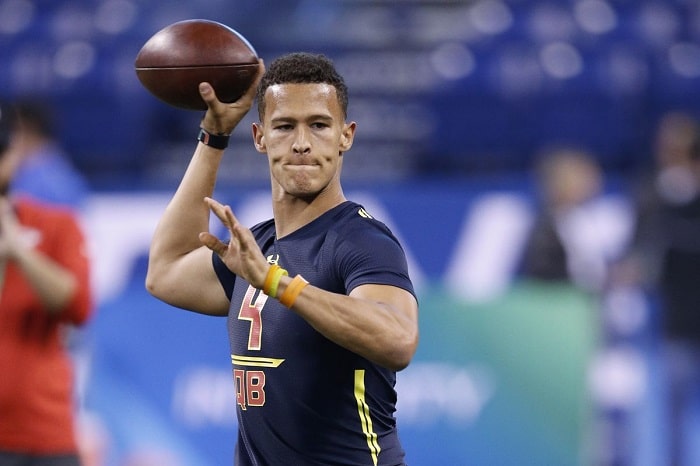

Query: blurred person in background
left=4, top=98, right=89, bottom=210
left=619, top=111, right=700, bottom=466
left=520, top=146, right=638, bottom=465
left=519, top=146, right=629, bottom=293
left=0, top=101, right=93, bottom=466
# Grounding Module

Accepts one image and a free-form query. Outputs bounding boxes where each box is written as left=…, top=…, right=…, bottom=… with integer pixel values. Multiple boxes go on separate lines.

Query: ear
left=252, top=123, right=266, bottom=153
left=339, top=121, right=356, bottom=152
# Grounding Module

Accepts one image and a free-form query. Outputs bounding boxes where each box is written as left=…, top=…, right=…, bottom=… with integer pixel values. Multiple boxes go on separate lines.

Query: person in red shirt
left=0, top=101, right=93, bottom=466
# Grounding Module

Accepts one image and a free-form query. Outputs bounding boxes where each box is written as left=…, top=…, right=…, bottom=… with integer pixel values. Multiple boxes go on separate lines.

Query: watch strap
left=197, top=128, right=230, bottom=149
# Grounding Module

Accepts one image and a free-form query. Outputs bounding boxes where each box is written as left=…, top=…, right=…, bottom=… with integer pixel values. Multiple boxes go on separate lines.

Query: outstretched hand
left=198, top=196, right=269, bottom=289
left=199, top=59, right=265, bottom=136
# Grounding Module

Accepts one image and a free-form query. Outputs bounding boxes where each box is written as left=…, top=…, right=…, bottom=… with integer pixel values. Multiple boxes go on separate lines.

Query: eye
left=311, top=122, right=329, bottom=129
left=274, top=124, right=293, bottom=131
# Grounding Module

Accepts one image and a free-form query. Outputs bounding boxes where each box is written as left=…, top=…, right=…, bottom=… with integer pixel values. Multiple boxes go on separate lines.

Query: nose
left=291, top=127, right=311, bottom=155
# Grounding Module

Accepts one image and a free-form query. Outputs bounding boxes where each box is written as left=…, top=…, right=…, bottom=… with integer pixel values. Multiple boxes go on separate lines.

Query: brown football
left=134, top=19, right=258, bottom=110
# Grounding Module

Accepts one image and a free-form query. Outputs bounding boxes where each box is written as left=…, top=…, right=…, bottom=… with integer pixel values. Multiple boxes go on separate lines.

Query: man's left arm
left=201, top=198, right=419, bottom=370
left=288, top=282, right=419, bottom=371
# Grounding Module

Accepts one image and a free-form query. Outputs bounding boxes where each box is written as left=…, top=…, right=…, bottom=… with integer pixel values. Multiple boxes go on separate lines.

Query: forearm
left=149, top=143, right=223, bottom=262
left=149, top=71, right=259, bottom=264
left=276, top=277, right=419, bottom=371
left=146, top=143, right=233, bottom=313
left=12, top=247, right=77, bottom=313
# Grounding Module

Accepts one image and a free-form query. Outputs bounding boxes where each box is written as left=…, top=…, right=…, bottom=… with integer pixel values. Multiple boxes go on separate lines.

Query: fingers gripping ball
left=134, top=19, right=258, bottom=110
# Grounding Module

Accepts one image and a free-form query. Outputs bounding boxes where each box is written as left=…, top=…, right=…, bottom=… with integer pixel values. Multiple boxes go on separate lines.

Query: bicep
left=146, top=246, right=230, bottom=316
left=349, top=284, right=418, bottom=326
left=348, top=284, right=419, bottom=369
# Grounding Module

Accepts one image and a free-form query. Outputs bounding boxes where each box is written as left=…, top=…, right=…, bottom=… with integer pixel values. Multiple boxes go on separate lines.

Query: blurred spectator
left=0, top=101, right=94, bottom=465
left=620, top=111, right=700, bottom=466
left=519, top=146, right=639, bottom=465
left=519, top=146, right=629, bottom=293
left=5, top=98, right=89, bottom=210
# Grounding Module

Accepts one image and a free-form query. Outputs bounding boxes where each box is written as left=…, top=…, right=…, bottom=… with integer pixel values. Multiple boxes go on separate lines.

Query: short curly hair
left=256, top=52, right=348, bottom=120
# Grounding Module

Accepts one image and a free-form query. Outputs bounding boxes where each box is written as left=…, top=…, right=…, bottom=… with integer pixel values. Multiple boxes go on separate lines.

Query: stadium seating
left=0, top=0, right=699, bottom=184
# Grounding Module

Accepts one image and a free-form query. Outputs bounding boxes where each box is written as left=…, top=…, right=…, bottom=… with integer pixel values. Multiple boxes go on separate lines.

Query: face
left=546, top=155, right=601, bottom=207
left=252, top=83, right=355, bottom=200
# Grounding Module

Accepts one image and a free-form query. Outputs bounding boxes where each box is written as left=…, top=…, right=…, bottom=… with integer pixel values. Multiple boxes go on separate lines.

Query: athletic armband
left=279, top=275, right=309, bottom=308
left=263, top=264, right=288, bottom=298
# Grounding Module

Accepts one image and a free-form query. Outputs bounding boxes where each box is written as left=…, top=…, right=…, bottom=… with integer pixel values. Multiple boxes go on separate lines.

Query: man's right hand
left=199, top=59, right=265, bottom=136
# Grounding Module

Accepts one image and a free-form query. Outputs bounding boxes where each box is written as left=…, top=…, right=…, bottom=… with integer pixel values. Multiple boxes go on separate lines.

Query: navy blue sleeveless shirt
left=213, top=201, right=415, bottom=466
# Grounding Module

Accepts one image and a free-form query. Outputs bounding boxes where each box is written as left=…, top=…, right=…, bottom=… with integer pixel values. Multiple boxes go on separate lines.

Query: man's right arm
left=145, top=67, right=263, bottom=316
left=145, top=140, right=231, bottom=315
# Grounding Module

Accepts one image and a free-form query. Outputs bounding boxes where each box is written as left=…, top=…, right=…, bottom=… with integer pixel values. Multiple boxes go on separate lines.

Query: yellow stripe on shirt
left=354, top=369, right=381, bottom=466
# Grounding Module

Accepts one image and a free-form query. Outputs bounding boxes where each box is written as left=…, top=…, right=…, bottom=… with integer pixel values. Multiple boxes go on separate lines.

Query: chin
left=274, top=171, right=328, bottom=199
left=288, top=181, right=325, bottom=200
left=288, top=187, right=318, bottom=201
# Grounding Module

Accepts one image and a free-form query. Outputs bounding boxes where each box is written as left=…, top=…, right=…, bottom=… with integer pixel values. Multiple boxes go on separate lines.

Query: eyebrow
left=270, top=114, right=334, bottom=124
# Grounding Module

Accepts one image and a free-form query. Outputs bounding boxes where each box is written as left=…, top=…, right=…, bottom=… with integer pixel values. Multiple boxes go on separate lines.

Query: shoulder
left=322, top=202, right=408, bottom=271
left=330, top=201, right=401, bottom=247
left=328, top=202, right=414, bottom=296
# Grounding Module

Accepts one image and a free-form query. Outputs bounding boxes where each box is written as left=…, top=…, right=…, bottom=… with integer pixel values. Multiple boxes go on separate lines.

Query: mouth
left=285, top=162, right=319, bottom=169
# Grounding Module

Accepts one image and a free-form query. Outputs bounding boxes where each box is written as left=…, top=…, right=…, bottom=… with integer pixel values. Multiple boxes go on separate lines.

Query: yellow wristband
left=263, top=264, right=288, bottom=298
left=279, top=275, right=309, bottom=308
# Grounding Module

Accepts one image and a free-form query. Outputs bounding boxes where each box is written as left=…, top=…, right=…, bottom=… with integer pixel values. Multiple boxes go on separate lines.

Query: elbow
left=144, top=263, right=165, bottom=299
left=145, top=247, right=172, bottom=298
left=387, top=358, right=411, bottom=373
left=54, top=279, right=93, bottom=325
left=144, top=274, right=155, bottom=296
left=384, top=332, right=419, bottom=372
left=385, top=354, right=413, bottom=372
left=145, top=262, right=184, bottom=305
left=70, top=287, right=93, bottom=325
left=144, top=270, right=161, bottom=298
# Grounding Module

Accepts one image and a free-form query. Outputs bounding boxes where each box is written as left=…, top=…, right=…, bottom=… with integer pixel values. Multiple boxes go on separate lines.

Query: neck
left=272, top=187, right=346, bottom=238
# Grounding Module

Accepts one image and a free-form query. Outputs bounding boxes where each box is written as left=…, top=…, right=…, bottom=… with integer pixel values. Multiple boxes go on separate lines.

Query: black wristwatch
left=197, top=127, right=230, bottom=149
